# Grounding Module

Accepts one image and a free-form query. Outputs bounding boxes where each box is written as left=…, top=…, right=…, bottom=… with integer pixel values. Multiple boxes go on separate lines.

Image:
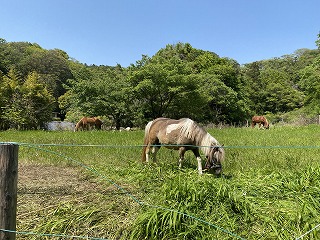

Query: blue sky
left=1, top=0, right=319, bottom=66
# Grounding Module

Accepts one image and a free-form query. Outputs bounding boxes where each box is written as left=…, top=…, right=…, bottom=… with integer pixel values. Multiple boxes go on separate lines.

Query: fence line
left=17, top=142, right=246, bottom=240
left=0, top=229, right=110, bottom=240
left=296, top=223, right=320, bottom=240
left=9, top=142, right=320, bottom=149
left=1, top=141, right=320, bottom=239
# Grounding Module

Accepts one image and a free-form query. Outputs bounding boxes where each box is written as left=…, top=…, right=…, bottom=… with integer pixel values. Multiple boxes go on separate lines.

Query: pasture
left=1, top=125, right=320, bottom=239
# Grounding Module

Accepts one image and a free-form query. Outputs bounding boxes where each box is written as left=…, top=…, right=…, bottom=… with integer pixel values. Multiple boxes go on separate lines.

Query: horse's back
left=75, top=116, right=102, bottom=131
left=147, top=117, right=198, bottom=146
left=252, top=116, right=266, bottom=122
left=148, top=118, right=184, bottom=133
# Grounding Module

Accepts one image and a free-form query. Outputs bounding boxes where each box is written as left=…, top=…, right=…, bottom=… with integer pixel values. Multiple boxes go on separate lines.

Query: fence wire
left=1, top=141, right=320, bottom=240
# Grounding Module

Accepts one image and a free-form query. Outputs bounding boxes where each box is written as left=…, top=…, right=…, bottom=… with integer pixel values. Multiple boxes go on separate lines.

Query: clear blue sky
left=1, top=0, right=319, bottom=66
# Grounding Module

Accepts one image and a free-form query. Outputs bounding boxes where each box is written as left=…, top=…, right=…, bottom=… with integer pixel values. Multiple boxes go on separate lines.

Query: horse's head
left=204, top=145, right=225, bottom=175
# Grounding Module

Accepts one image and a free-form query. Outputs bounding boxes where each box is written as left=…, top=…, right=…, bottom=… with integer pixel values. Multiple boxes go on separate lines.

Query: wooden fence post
left=0, top=143, right=18, bottom=240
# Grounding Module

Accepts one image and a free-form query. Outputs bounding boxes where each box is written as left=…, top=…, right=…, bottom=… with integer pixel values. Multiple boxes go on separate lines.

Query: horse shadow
left=203, top=170, right=233, bottom=179
left=179, top=157, right=232, bottom=179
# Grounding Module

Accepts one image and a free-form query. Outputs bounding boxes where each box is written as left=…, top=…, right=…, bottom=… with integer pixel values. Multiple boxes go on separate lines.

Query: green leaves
left=129, top=43, right=246, bottom=123
left=60, top=64, right=135, bottom=128
left=298, top=59, right=320, bottom=113
left=0, top=70, right=54, bottom=129
left=3, top=38, right=320, bottom=128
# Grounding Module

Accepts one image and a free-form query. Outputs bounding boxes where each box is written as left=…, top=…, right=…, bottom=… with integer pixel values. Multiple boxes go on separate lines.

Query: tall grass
left=1, top=125, right=320, bottom=239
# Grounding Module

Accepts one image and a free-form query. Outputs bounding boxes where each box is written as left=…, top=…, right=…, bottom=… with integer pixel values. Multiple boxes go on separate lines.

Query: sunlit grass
left=1, top=125, right=320, bottom=239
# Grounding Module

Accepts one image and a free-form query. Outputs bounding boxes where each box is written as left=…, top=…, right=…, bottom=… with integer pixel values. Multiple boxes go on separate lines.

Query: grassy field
left=1, top=125, right=320, bottom=239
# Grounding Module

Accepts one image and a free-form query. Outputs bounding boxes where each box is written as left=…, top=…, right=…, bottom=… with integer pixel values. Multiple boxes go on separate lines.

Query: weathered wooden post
left=0, top=143, right=18, bottom=240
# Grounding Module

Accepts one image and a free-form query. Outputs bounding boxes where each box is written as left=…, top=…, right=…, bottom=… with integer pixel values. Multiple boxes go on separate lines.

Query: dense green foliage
left=0, top=69, right=54, bottom=129
left=1, top=34, right=320, bottom=129
left=1, top=126, right=320, bottom=239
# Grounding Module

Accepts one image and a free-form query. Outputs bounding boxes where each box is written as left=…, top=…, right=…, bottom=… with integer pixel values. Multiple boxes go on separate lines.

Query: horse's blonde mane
left=178, top=118, right=197, bottom=140
left=179, top=119, right=218, bottom=155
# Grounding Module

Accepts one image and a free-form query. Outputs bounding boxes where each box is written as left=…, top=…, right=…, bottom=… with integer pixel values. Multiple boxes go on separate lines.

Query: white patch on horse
left=166, top=124, right=180, bottom=135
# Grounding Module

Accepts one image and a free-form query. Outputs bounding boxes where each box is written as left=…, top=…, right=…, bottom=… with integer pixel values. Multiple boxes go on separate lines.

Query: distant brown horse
left=142, top=118, right=225, bottom=175
left=251, top=116, right=269, bottom=129
left=74, top=117, right=103, bottom=131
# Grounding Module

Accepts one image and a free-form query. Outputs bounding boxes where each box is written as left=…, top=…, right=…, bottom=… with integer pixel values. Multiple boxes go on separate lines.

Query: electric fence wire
left=1, top=141, right=320, bottom=239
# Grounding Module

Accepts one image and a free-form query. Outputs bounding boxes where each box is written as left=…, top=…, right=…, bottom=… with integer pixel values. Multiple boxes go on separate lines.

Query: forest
left=0, top=34, right=319, bottom=130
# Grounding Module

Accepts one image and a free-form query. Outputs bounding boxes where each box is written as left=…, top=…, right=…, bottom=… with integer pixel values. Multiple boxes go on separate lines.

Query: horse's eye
left=205, top=155, right=209, bottom=159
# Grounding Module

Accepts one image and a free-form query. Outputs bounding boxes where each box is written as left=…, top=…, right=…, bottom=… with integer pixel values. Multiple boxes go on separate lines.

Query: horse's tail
left=142, top=120, right=153, bottom=162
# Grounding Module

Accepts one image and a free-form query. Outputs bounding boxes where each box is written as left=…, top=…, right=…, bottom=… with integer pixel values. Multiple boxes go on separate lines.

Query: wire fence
left=1, top=142, right=320, bottom=240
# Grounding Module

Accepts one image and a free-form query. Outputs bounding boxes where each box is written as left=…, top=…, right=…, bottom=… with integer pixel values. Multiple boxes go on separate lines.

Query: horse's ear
left=213, top=144, right=223, bottom=152
left=215, top=146, right=221, bottom=152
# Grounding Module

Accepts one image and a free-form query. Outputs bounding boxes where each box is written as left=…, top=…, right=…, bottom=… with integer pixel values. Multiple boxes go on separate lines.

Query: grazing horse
left=74, top=117, right=103, bottom=131
left=142, top=118, right=225, bottom=175
left=251, top=116, right=269, bottom=129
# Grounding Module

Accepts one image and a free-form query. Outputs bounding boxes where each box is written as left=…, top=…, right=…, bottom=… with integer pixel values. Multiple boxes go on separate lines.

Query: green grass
left=1, top=125, right=320, bottom=239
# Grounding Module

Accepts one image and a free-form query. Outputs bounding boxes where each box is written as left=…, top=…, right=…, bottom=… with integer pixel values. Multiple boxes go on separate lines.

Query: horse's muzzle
left=204, top=163, right=222, bottom=175
left=213, top=166, right=222, bottom=175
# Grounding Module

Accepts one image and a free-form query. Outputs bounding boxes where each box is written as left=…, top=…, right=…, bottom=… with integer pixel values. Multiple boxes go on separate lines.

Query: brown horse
left=74, top=117, right=103, bottom=131
left=251, top=116, right=269, bottom=129
left=142, top=118, right=225, bottom=175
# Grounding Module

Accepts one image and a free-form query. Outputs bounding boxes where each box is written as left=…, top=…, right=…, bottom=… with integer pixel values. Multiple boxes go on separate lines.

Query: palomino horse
left=74, top=117, right=103, bottom=131
left=142, top=118, right=225, bottom=175
left=251, top=116, right=269, bottom=129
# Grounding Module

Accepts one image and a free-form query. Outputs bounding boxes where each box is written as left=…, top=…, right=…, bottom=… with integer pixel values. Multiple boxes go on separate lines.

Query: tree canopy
left=0, top=36, right=320, bottom=130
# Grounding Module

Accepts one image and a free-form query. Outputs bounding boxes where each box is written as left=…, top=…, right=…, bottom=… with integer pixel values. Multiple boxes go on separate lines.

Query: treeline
left=0, top=35, right=319, bottom=130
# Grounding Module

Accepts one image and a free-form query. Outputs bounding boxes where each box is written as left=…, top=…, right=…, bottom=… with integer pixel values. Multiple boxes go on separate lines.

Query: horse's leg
left=145, top=144, right=151, bottom=163
left=148, top=137, right=160, bottom=162
left=192, top=148, right=203, bottom=174
left=145, top=144, right=160, bottom=163
left=178, top=147, right=186, bottom=168
left=151, top=146, right=160, bottom=162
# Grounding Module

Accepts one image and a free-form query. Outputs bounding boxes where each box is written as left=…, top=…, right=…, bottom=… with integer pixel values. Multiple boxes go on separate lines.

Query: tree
left=92, top=65, right=134, bottom=129
left=196, top=74, right=249, bottom=123
left=0, top=40, right=73, bottom=118
left=0, top=70, right=54, bottom=129
left=60, top=64, right=134, bottom=129
left=129, top=43, right=249, bottom=124
left=21, top=72, right=55, bottom=128
left=129, top=55, right=205, bottom=121
left=241, top=49, right=319, bottom=115
left=299, top=59, right=320, bottom=113
left=316, top=32, right=320, bottom=49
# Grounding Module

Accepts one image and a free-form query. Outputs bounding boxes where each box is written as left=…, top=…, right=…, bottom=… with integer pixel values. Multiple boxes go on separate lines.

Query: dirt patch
left=17, top=162, right=121, bottom=208
left=19, top=163, right=88, bottom=195
left=17, top=163, right=99, bottom=218
left=19, top=164, right=89, bottom=220
left=16, top=162, right=138, bottom=239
